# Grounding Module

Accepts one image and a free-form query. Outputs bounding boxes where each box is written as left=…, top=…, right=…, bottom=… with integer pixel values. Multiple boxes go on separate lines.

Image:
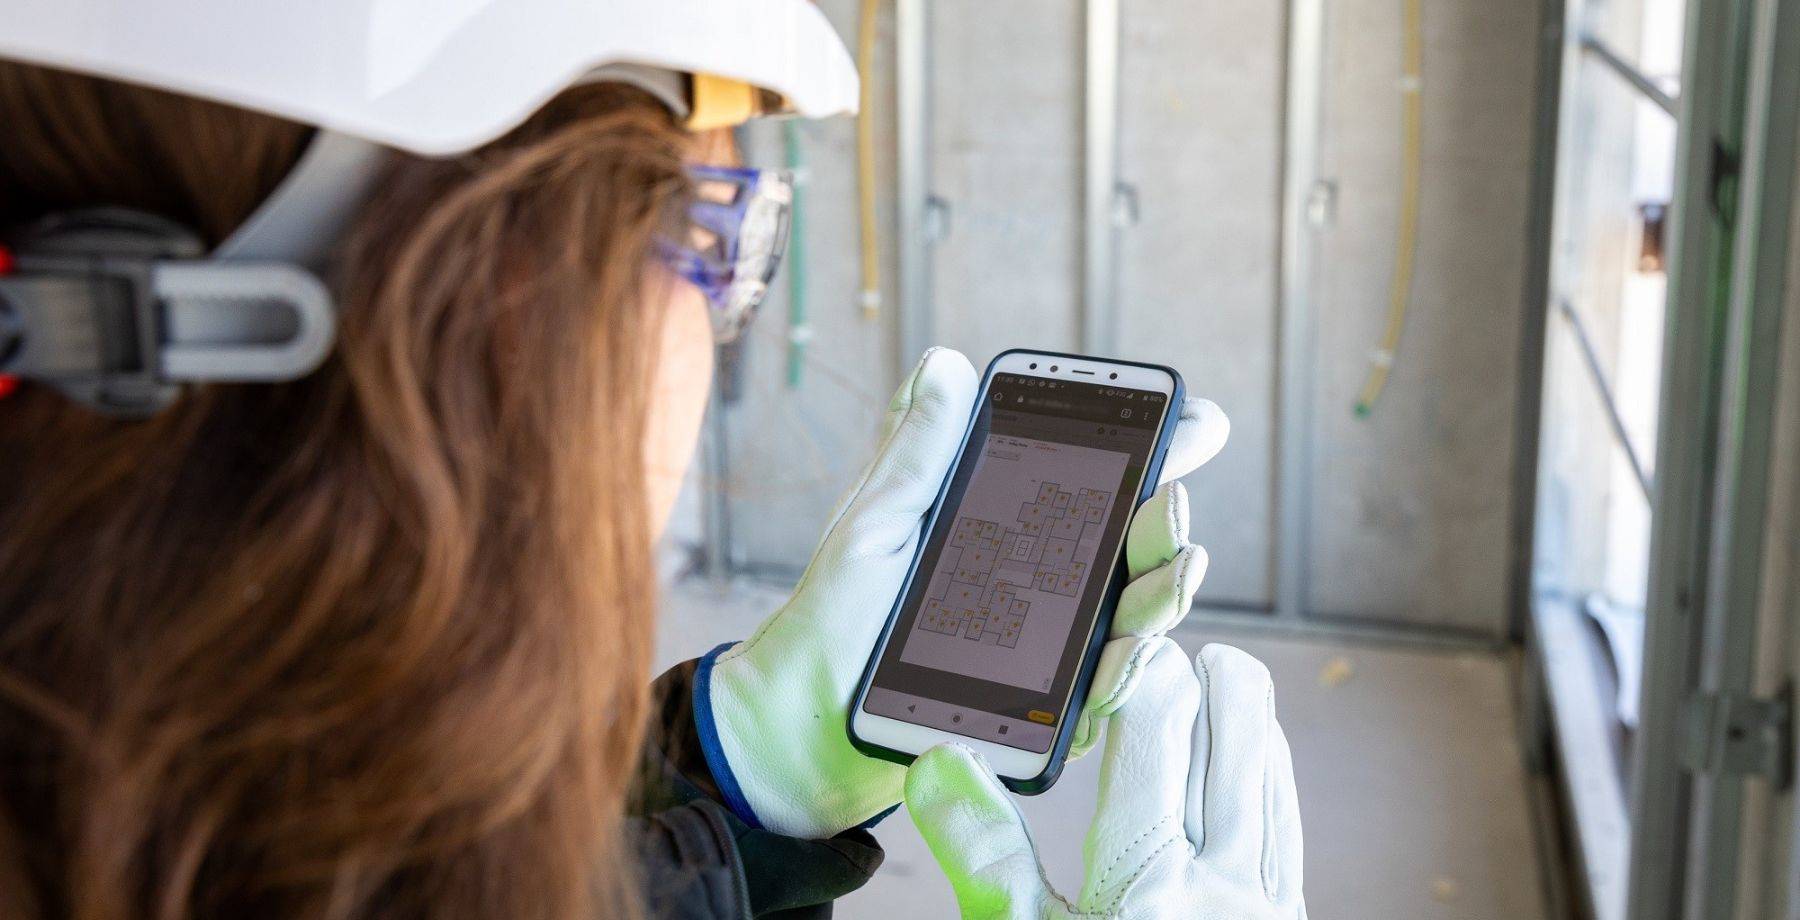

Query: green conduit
left=783, top=121, right=809, bottom=389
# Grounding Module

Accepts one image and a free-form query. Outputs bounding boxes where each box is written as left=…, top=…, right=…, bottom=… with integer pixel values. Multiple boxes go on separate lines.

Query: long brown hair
left=0, top=64, right=692, bottom=919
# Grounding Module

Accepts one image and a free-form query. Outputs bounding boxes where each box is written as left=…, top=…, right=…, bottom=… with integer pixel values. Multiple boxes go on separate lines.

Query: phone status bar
left=987, top=374, right=1164, bottom=430
left=993, top=373, right=1167, bottom=403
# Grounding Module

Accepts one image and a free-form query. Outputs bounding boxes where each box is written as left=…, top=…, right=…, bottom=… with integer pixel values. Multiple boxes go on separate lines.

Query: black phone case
left=847, top=348, right=1186, bottom=794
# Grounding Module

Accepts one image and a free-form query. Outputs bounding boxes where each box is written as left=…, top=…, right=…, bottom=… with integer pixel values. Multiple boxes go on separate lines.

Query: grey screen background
left=896, top=433, right=1128, bottom=690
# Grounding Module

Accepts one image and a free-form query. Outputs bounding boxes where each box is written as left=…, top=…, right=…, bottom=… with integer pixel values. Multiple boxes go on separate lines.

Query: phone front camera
left=1109, top=372, right=1118, bottom=379
left=1050, top=365, right=1059, bottom=372
left=1029, top=363, right=1038, bottom=369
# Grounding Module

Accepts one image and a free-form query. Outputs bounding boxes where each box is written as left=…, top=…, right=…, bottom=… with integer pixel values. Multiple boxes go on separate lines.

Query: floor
left=657, top=577, right=1548, bottom=920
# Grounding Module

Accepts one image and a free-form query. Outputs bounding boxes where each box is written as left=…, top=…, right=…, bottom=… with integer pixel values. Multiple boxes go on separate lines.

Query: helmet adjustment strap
left=0, top=209, right=333, bottom=417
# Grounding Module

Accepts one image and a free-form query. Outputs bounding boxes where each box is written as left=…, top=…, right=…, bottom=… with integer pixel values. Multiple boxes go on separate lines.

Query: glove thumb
left=905, top=744, right=1055, bottom=920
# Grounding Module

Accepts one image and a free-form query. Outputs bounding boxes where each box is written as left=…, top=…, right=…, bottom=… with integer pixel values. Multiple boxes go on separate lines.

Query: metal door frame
left=1517, top=0, right=1800, bottom=912
left=1625, top=0, right=1754, bottom=910
left=1675, top=0, right=1800, bottom=914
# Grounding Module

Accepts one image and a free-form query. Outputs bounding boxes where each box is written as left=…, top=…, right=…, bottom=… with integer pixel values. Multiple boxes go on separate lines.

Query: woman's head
left=0, top=62, right=714, bottom=919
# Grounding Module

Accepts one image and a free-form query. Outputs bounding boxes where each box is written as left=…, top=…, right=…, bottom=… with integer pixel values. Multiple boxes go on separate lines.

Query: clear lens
left=664, top=167, right=794, bottom=344
left=736, top=197, right=782, bottom=282
left=710, top=174, right=792, bottom=343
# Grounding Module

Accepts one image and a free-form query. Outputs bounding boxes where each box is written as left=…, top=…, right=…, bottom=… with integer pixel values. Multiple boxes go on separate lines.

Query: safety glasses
left=658, top=164, right=794, bottom=344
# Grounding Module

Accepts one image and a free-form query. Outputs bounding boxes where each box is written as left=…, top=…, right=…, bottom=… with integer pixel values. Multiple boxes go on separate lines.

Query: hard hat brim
left=0, top=0, right=860, bottom=155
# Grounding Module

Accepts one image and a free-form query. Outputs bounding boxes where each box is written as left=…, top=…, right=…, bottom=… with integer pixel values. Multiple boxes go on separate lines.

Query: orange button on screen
left=1027, top=710, right=1056, bottom=725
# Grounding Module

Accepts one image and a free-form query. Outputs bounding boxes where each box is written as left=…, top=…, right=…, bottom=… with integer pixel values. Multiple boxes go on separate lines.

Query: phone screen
left=862, top=372, right=1170, bottom=753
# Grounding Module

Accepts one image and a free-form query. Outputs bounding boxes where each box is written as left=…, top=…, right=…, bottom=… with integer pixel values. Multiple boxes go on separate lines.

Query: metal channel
left=1507, top=0, right=1568, bottom=640
left=1682, top=0, right=1800, bottom=913
left=1579, top=32, right=1680, bottom=116
left=1082, top=0, right=1122, bottom=355
left=1274, top=0, right=1327, bottom=621
left=1180, top=604, right=1505, bottom=653
left=895, top=0, right=932, bottom=375
left=1625, top=0, right=1753, bottom=911
left=1555, top=298, right=1655, bottom=500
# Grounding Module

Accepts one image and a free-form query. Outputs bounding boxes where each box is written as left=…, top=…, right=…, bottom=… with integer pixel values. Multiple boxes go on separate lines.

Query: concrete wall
left=714, top=0, right=1542, bottom=636
left=719, top=0, right=895, bottom=571
left=1114, top=0, right=1287, bottom=606
left=1304, top=0, right=1542, bottom=630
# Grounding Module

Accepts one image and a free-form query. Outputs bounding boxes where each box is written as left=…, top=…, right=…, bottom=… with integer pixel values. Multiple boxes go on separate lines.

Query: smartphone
left=848, top=349, right=1184, bottom=793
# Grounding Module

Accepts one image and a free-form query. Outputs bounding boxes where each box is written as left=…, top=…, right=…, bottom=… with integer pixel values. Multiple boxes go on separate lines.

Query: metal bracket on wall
left=1305, top=179, right=1337, bottom=228
left=1110, top=182, right=1140, bottom=229
left=1680, top=684, right=1795, bottom=790
left=923, top=195, right=953, bottom=243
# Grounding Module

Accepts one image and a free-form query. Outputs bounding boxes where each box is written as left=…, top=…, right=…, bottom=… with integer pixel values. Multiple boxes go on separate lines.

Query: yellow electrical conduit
left=1355, top=0, right=1423, bottom=418
left=856, top=0, right=882, bottom=321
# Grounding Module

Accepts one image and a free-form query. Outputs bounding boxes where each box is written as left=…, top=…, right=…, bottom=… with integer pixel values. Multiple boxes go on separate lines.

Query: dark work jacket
left=630, top=660, right=886, bottom=919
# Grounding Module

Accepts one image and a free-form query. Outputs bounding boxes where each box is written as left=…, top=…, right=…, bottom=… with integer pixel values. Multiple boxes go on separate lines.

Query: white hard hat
left=0, top=0, right=860, bottom=155
left=0, top=0, right=859, bottom=416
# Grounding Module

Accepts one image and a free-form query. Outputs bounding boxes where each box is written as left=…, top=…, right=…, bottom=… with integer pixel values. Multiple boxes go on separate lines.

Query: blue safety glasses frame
left=658, top=164, right=794, bottom=344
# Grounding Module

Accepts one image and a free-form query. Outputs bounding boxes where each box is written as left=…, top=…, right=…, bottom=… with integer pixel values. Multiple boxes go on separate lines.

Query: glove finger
left=1156, top=397, right=1229, bottom=485
left=1073, top=539, right=1214, bottom=754
left=1188, top=643, right=1277, bottom=879
left=1125, top=481, right=1188, bottom=579
left=1086, top=638, right=1199, bottom=879
left=1070, top=635, right=1160, bottom=757
left=1113, top=544, right=1206, bottom=638
left=1268, top=719, right=1305, bottom=904
left=905, top=743, right=1055, bottom=912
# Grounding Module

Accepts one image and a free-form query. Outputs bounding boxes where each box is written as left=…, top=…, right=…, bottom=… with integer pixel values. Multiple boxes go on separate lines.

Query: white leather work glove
left=693, top=348, right=1230, bottom=839
left=905, top=639, right=1307, bottom=920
